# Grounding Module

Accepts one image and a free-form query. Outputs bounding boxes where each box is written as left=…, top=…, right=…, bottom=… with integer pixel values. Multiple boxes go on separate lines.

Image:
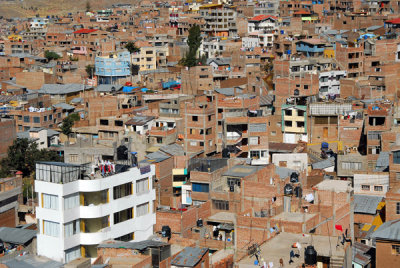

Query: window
left=115, top=232, right=134, bottom=242
left=69, top=154, right=78, bottom=162
left=374, top=185, right=383, bottom=192
left=361, top=185, right=370, bottom=191
left=64, top=193, right=79, bottom=210
left=33, top=117, right=40, bottom=123
left=192, top=116, right=198, bottom=121
left=136, top=178, right=149, bottom=194
left=64, top=220, right=80, bottom=237
left=192, top=183, right=209, bottom=192
left=190, top=141, right=197, bottom=146
left=285, top=110, right=292, bottom=116
left=43, top=194, right=59, bottom=210
left=396, top=173, right=400, bottom=181
left=394, top=151, right=400, bottom=164
left=137, top=202, right=149, bottom=217
left=43, top=220, right=60, bottom=237
left=114, top=183, right=132, bottom=199
left=200, top=141, right=204, bottom=146
left=114, top=208, right=133, bottom=224
left=65, top=246, right=81, bottom=263
left=227, top=178, right=241, bottom=187
left=208, top=115, right=212, bottom=121
left=341, top=162, right=362, bottom=170
left=285, top=121, right=292, bottom=127
left=213, top=200, right=229, bottom=210
left=367, top=131, right=381, bottom=140
left=392, top=245, right=400, bottom=255
left=249, top=137, right=259, bottom=145
left=23, top=116, right=30, bottom=123
left=396, top=202, right=400, bottom=214
left=297, top=121, right=305, bottom=128
left=297, top=110, right=305, bottom=117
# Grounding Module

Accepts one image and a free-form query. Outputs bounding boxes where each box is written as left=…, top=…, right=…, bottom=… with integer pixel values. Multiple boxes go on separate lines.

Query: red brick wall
left=0, top=208, right=16, bottom=227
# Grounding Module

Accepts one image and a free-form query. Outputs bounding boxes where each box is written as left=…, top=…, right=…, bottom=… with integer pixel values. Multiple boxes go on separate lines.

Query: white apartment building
left=35, top=161, right=156, bottom=263
left=319, top=70, right=346, bottom=99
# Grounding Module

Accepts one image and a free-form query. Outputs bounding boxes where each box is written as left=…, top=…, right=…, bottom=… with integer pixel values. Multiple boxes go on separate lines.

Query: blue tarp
left=141, top=88, right=149, bottom=92
left=122, top=86, right=138, bottom=93
left=162, top=80, right=180, bottom=89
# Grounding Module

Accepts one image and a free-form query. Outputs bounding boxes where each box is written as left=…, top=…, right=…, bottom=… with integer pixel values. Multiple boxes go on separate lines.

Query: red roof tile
left=386, top=18, right=400, bottom=24
left=294, top=10, right=311, bottom=15
left=249, top=15, right=277, bottom=22
left=73, top=29, right=98, bottom=34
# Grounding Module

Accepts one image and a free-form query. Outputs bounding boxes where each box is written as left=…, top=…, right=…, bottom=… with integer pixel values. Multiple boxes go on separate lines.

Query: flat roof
left=272, top=212, right=316, bottom=223
left=207, top=212, right=235, bottom=223
left=315, top=180, right=352, bottom=193
left=223, top=165, right=263, bottom=178
left=237, top=232, right=345, bottom=267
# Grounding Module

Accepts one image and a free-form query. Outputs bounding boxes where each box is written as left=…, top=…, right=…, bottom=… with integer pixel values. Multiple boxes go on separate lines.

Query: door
left=323, top=127, right=328, bottom=139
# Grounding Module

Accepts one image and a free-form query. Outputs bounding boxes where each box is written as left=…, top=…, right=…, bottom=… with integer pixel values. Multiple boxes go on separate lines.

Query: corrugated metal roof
left=374, top=151, right=389, bottom=172
left=160, top=143, right=185, bottom=156
left=0, top=227, right=36, bottom=245
left=370, top=219, right=400, bottom=241
left=354, top=195, right=383, bottom=215
left=312, top=157, right=335, bottom=169
left=1, top=255, right=62, bottom=268
left=98, top=240, right=168, bottom=250
left=171, top=247, right=208, bottom=267
left=275, top=166, right=296, bottom=179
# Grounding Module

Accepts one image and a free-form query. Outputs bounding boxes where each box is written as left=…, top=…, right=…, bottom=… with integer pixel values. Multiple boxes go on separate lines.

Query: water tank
left=304, top=246, right=317, bottom=265
left=284, top=184, right=293, bottom=195
left=117, top=145, right=128, bottom=160
left=294, top=186, right=302, bottom=198
left=162, top=226, right=171, bottom=239
left=290, top=172, right=299, bottom=183
left=197, top=219, right=203, bottom=227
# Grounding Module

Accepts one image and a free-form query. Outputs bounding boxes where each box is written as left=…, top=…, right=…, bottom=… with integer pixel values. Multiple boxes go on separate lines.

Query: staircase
left=330, top=255, right=345, bottom=268
left=308, top=148, right=324, bottom=163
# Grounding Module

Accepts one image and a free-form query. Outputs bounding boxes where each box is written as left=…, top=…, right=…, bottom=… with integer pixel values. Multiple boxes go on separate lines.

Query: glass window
left=136, top=178, right=149, bottom=194
left=23, top=116, right=30, bottom=123
left=64, top=193, right=79, bottom=210
left=136, top=202, right=149, bottom=217
left=192, top=183, right=209, bottom=193
left=43, top=220, right=60, bottom=237
left=394, top=151, right=400, bottom=164
left=64, top=220, right=80, bottom=237
left=43, top=194, right=59, bottom=210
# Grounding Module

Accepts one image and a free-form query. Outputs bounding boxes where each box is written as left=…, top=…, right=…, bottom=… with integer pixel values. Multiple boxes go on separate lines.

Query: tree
left=85, top=64, right=95, bottom=78
left=0, top=138, right=62, bottom=177
left=125, top=42, right=140, bottom=54
left=60, top=113, right=80, bottom=136
left=44, top=50, right=61, bottom=61
left=181, top=24, right=203, bottom=67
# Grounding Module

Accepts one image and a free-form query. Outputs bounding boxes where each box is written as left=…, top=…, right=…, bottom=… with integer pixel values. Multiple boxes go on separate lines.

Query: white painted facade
left=35, top=163, right=156, bottom=263
left=353, top=173, right=389, bottom=195
left=272, top=153, right=308, bottom=174
left=318, top=70, right=346, bottom=98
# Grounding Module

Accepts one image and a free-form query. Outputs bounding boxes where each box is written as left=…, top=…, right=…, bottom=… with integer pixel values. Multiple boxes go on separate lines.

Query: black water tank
left=117, top=145, right=128, bottom=160
left=161, top=225, right=171, bottom=239
left=290, top=172, right=299, bottom=183
left=197, top=219, right=203, bottom=227
left=284, top=184, right=293, bottom=195
left=304, top=246, right=317, bottom=265
left=294, top=186, right=302, bottom=198
left=222, top=148, right=230, bottom=158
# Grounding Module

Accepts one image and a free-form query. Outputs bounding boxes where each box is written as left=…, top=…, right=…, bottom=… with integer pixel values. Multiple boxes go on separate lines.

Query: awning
left=122, top=86, right=138, bottom=93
